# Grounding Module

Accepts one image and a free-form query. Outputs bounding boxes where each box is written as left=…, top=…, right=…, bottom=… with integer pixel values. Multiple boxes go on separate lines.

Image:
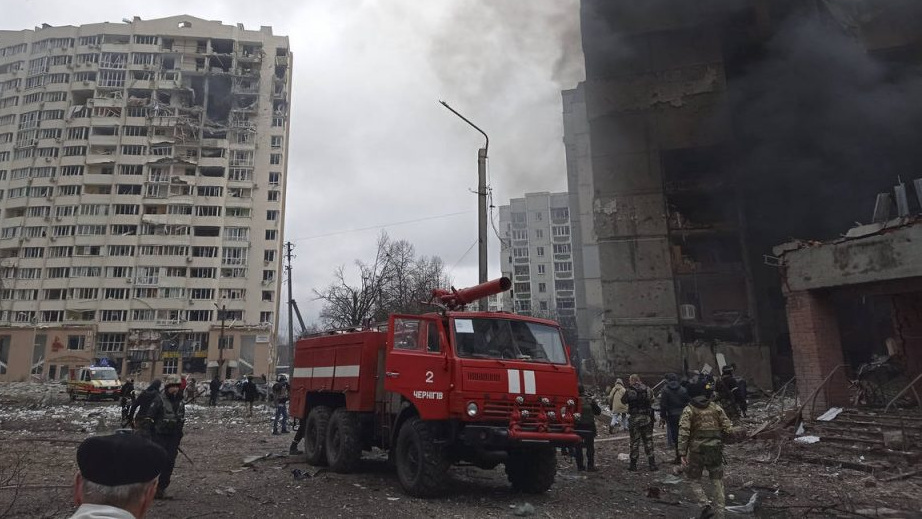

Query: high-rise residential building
left=498, top=193, right=578, bottom=344
left=0, top=16, right=292, bottom=382
left=574, top=0, right=922, bottom=386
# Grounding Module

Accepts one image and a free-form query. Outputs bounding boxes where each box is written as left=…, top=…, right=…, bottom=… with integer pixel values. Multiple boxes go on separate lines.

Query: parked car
left=219, top=376, right=270, bottom=401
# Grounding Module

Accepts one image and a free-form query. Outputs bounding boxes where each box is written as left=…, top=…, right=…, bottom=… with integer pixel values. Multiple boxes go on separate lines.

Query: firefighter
left=141, top=375, right=186, bottom=499
left=129, top=379, right=162, bottom=433
left=621, top=373, right=657, bottom=471
left=679, top=394, right=734, bottom=517
left=574, top=385, right=601, bottom=471
left=271, top=374, right=290, bottom=435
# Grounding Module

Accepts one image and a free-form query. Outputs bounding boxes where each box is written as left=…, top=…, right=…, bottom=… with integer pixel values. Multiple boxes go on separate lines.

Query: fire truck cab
left=289, top=278, right=581, bottom=496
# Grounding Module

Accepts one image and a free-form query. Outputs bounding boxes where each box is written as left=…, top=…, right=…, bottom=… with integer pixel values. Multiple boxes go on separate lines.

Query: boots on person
left=673, top=453, right=682, bottom=465
left=648, top=456, right=658, bottom=471
left=629, top=459, right=637, bottom=471
left=289, top=441, right=303, bottom=455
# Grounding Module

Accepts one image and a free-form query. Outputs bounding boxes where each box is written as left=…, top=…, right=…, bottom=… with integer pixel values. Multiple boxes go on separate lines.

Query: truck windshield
left=453, top=318, right=568, bottom=364
left=91, top=370, right=118, bottom=381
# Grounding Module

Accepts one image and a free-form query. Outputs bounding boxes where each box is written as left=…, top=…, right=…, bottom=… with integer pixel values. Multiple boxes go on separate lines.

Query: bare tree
left=314, top=233, right=451, bottom=329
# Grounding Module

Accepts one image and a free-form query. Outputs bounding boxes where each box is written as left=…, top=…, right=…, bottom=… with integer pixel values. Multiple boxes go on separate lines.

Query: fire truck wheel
left=325, top=408, right=361, bottom=473
left=505, top=446, right=556, bottom=493
left=304, top=406, right=332, bottom=466
left=395, top=417, right=449, bottom=497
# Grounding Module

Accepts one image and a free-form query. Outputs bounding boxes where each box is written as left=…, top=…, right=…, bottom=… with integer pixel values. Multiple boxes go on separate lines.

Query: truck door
left=384, top=315, right=450, bottom=420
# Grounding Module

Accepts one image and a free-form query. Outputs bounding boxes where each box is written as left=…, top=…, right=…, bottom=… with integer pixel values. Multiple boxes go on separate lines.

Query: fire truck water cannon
left=431, top=277, right=512, bottom=310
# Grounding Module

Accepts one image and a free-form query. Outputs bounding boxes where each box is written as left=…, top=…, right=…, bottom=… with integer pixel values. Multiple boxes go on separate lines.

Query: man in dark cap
left=141, top=375, right=185, bottom=499
left=70, top=433, right=168, bottom=519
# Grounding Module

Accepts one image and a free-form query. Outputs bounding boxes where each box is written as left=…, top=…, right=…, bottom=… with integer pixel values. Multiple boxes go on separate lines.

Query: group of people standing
left=573, top=367, right=747, bottom=517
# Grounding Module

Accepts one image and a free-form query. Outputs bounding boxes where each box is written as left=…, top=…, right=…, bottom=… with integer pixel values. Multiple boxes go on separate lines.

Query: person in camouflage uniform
left=678, top=394, right=734, bottom=517
left=621, top=374, right=656, bottom=471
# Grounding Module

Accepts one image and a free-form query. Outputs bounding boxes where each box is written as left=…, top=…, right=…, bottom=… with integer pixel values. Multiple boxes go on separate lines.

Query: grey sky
left=3, top=1, right=584, bottom=326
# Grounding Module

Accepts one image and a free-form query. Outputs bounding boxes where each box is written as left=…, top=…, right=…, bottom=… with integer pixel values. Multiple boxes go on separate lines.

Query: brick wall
left=785, top=290, right=849, bottom=413
left=892, top=293, right=922, bottom=391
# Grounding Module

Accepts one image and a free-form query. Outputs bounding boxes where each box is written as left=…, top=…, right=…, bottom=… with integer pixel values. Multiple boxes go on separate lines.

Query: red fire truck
left=289, top=277, right=581, bottom=496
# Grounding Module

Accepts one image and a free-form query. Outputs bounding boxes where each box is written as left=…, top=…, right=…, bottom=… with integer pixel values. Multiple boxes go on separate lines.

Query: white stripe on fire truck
left=334, top=365, right=360, bottom=378
left=291, top=365, right=360, bottom=379
left=292, top=367, right=313, bottom=378
left=507, top=369, right=521, bottom=393
left=523, top=370, right=536, bottom=395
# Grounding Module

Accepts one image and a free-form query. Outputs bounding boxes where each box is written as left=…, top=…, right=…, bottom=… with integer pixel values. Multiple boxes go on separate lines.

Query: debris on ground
left=725, top=492, right=758, bottom=514
left=512, top=503, right=535, bottom=516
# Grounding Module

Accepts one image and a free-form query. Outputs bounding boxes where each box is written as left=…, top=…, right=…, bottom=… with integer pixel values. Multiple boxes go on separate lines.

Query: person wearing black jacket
left=208, top=376, right=221, bottom=406
left=241, top=375, right=258, bottom=417
left=142, top=375, right=185, bottom=499
left=119, top=378, right=135, bottom=427
left=129, top=379, right=162, bottom=433
left=659, top=373, right=690, bottom=464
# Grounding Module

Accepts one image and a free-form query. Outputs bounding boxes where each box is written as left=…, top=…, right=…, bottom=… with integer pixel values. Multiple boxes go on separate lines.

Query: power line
left=449, top=238, right=479, bottom=274
left=289, top=210, right=472, bottom=242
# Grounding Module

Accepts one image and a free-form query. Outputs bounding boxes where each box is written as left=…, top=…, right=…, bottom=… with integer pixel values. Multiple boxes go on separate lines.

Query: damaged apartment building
left=568, top=0, right=922, bottom=387
left=0, top=16, right=292, bottom=382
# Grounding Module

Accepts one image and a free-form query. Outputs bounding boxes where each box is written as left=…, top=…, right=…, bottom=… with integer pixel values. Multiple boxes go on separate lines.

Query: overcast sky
left=4, top=1, right=584, bottom=327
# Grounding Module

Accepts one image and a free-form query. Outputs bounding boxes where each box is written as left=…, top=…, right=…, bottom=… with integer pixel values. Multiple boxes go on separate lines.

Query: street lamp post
left=440, top=101, right=490, bottom=311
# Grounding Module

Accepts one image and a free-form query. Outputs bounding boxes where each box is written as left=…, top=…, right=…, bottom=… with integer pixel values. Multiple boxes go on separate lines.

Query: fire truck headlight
left=515, top=396, right=525, bottom=405
left=573, top=412, right=581, bottom=421
left=560, top=406, right=567, bottom=416
left=547, top=411, right=556, bottom=420
left=520, top=410, right=530, bottom=418
left=566, top=399, right=575, bottom=407
left=466, top=402, right=479, bottom=417
left=541, top=397, right=550, bottom=405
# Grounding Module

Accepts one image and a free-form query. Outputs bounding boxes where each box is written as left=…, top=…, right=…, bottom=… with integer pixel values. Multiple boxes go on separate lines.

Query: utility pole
left=285, top=241, right=295, bottom=369
left=440, top=101, right=490, bottom=310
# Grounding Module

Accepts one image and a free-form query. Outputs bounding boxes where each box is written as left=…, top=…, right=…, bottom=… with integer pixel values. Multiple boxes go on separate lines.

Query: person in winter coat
left=607, top=378, right=628, bottom=434
left=271, top=375, right=290, bottom=435
left=241, top=375, right=258, bottom=417
left=621, top=374, right=657, bottom=471
left=142, top=375, right=186, bottom=499
left=119, top=378, right=135, bottom=427
left=659, top=372, right=690, bottom=464
left=574, top=385, right=602, bottom=471
left=129, top=379, right=162, bottom=433
left=208, top=376, right=221, bottom=406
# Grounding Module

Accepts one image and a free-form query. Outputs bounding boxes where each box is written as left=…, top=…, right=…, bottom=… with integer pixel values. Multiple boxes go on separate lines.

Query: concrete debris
left=725, top=492, right=758, bottom=514
left=794, top=436, right=821, bottom=444
left=816, top=407, right=843, bottom=421
left=292, top=469, right=311, bottom=481
left=512, top=503, right=535, bottom=517
left=242, top=453, right=272, bottom=466
left=214, top=487, right=236, bottom=496
left=659, top=474, right=683, bottom=485
left=617, top=453, right=630, bottom=461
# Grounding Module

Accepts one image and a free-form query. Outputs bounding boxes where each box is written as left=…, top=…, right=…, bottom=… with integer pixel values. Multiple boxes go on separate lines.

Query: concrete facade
left=0, top=16, right=292, bottom=382
left=498, top=193, right=577, bottom=342
left=574, top=0, right=922, bottom=387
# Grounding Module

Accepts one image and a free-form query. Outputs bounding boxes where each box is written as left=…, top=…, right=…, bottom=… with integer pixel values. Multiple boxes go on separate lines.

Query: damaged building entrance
left=776, top=218, right=922, bottom=414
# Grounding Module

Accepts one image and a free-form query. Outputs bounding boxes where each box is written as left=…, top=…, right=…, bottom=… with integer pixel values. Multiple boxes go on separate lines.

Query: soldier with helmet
left=678, top=393, right=735, bottom=517
left=140, top=374, right=186, bottom=499
left=621, top=373, right=657, bottom=471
